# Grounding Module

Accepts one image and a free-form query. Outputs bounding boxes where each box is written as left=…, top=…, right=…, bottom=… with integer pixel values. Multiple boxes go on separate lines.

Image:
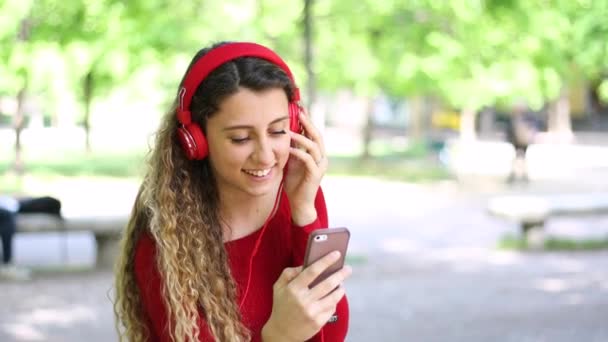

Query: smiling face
left=206, top=86, right=291, bottom=200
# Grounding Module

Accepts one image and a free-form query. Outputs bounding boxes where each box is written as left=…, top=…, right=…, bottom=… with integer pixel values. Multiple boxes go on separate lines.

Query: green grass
left=367, top=138, right=432, bottom=159
left=326, top=138, right=452, bottom=183
left=29, top=264, right=96, bottom=275
left=0, top=151, right=147, bottom=178
left=328, top=156, right=451, bottom=183
left=1, top=141, right=451, bottom=195
left=0, top=173, right=25, bottom=194
left=345, top=254, right=368, bottom=265
left=498, top=234, right=608, bottom=251
left=0, top=150, right=145, bottom=196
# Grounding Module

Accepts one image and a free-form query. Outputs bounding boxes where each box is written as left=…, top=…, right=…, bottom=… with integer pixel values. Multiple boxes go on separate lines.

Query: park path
left=1, top=176, right=607, bottom=341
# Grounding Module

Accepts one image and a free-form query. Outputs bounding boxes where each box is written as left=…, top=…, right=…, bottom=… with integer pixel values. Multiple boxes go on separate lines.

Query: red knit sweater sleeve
left=290, top=187, right=350, bottom=342
left=291, top=187, right=329, bottom=265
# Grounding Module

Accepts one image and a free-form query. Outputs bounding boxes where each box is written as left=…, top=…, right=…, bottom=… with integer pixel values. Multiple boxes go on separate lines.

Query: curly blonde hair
left=113, top=44, right=295, bottom=342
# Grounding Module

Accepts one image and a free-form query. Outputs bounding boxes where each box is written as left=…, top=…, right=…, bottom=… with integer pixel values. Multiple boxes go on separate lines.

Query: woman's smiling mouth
left=242, top=167, right=273, bottom=177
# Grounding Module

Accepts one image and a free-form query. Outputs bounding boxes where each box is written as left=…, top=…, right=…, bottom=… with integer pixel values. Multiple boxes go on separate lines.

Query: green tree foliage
left=1, top=0, right=607, bottom=158
left=312, top=0, right=607, bottom=134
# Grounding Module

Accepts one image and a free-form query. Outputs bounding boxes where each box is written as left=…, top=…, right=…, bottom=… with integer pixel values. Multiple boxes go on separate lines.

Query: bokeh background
left=1, top=1, right=607, bottom=341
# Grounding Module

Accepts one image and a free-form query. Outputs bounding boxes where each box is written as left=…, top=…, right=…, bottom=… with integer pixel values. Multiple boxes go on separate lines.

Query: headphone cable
left=239, top=181, right=284, bottom=309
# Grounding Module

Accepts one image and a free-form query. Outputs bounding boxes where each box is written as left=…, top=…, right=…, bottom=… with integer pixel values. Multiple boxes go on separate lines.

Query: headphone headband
left=177, top=42, right=300, bottom=125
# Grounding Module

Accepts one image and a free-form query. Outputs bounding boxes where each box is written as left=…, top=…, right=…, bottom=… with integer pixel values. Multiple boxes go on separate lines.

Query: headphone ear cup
left=177, top=123, right=209, bottom=160
left=177, top=126, right=197, bottom=160
left=187, top=123, right=208, bottom=159
left=289, top=102, right=301, bottom=133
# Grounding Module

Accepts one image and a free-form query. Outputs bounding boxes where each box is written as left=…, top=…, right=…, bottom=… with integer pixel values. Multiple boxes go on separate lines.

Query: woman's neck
left=218, top=183, right=281, bottom=242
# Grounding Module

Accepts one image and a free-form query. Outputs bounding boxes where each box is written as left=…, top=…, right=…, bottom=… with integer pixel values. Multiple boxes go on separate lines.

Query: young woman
left=114, top=42, right=351, bottom=342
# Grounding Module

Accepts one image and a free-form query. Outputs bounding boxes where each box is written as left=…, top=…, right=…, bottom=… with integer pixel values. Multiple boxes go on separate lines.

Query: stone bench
left=16, top=213, right=127, bottom=268
left=486, top=193, right=608, bottom=249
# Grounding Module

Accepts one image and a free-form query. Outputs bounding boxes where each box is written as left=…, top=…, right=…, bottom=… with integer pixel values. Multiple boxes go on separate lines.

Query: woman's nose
left=253, top=138, right=274, bottom=164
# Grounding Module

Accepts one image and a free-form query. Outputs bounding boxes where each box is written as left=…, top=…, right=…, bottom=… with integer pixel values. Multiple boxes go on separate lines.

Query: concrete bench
left=16, top=213, right=127, bottom=268
left=486, top=193, right=608, bottom=249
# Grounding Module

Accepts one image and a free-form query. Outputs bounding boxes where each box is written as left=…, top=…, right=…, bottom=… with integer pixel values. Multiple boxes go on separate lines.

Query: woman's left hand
left=284, top=110, right=328, bottom=226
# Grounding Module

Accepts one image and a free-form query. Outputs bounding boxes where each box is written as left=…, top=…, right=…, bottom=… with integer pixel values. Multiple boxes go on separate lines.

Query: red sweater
left=134, top=188, right=349, bottom=341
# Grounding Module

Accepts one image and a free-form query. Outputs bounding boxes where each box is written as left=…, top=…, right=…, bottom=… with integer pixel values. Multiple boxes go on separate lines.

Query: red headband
left=176, top=42, right=300, bottom=126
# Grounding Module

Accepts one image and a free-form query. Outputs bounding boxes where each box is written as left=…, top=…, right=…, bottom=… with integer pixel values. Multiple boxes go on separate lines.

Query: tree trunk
left=83, top=70, right=94, bottom=153
left=478, top=107, right=495, bottom=139
left=421, top=96, right=435, bottom=139
left=303, top=0, right=315, bottom=113
left=360, top=28, right=382, bottom=159
left=408, top=97, right=424, bottom=140
left=12, top=16, right=32, bottom=175
left=547, top=88, right=572, bottom=140
left=13, top=85, right=27, bottom=175
left=361, top=96, right=374, bottom=159
left=459, top=107, right=477, bottom=141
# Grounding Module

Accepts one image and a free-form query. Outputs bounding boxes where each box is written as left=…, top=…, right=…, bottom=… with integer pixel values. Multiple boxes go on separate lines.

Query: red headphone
left=176, top=42, right=302, bottom=160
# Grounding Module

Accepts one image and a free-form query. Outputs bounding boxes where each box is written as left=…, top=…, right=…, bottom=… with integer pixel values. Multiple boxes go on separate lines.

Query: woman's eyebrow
left=222, top=115, right=289, bottom=131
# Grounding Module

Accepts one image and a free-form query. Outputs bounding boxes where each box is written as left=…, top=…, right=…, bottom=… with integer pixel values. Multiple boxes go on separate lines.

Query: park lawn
left=329, top=156, right=450, bottom=183
left=1, top=141, right=452, bottom=195
left=498, top=234, right=608, bottom=251
left=0, top=149, right=145, bottom=195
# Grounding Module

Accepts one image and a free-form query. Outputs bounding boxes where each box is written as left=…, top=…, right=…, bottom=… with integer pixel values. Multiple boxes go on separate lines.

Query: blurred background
left=1, top=0, right=607, bottom=341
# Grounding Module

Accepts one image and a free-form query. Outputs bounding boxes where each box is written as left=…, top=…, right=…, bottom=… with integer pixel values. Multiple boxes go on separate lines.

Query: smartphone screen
left=303, top=227, right=350, bottom=288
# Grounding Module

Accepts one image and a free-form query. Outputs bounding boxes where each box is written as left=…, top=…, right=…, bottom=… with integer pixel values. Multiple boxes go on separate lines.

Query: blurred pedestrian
left=506, top=104, right=539, bottom=183
left=114, top=42, right=351, bottom=342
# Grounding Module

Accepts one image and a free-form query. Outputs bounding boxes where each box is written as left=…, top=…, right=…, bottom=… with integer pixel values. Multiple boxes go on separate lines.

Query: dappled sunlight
left=430, top=247, right=515, bottom=263
left=17, top=306, right=97, bottom=326
left=533, top=277, right=570, bottom=293
left=428, top=247, right=516, bottom=273
left=380, top=237, right=425, bottom=254
left=485, top=250, right=524, bottom=266
left=1, top=323, right=45, bottom=341
left=1, top=305, right=97, bottom=341
left=545, top=257, right=588, bottom=273
left=373, top=245, right=528, bottom=273
left=385, top=246, right=606, bottom=281
left=530, top=271, right=605, bottom=296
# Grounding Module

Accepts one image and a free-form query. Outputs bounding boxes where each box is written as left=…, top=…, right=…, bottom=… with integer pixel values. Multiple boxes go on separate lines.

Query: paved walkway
left=348, top=251, right=608, bottom=342
left=1, top=176, right=607, bottom=341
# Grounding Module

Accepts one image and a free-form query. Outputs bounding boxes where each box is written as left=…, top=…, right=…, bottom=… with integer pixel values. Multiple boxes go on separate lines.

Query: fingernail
left=331, top=251, right=341, bottom=258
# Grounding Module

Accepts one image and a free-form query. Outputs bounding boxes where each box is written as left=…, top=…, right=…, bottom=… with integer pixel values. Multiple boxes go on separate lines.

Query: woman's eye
left=230, top=137, right=250, bottom=144
left=271, top=130, right=287, bottom=136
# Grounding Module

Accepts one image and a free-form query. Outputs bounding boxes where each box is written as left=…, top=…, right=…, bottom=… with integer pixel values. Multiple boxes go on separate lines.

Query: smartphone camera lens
left=314, top=234, right=328, bottom=242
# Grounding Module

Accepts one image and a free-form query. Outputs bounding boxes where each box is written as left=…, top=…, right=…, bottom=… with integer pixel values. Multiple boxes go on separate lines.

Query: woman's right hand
left=262, top=251, right=352, bottom=342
